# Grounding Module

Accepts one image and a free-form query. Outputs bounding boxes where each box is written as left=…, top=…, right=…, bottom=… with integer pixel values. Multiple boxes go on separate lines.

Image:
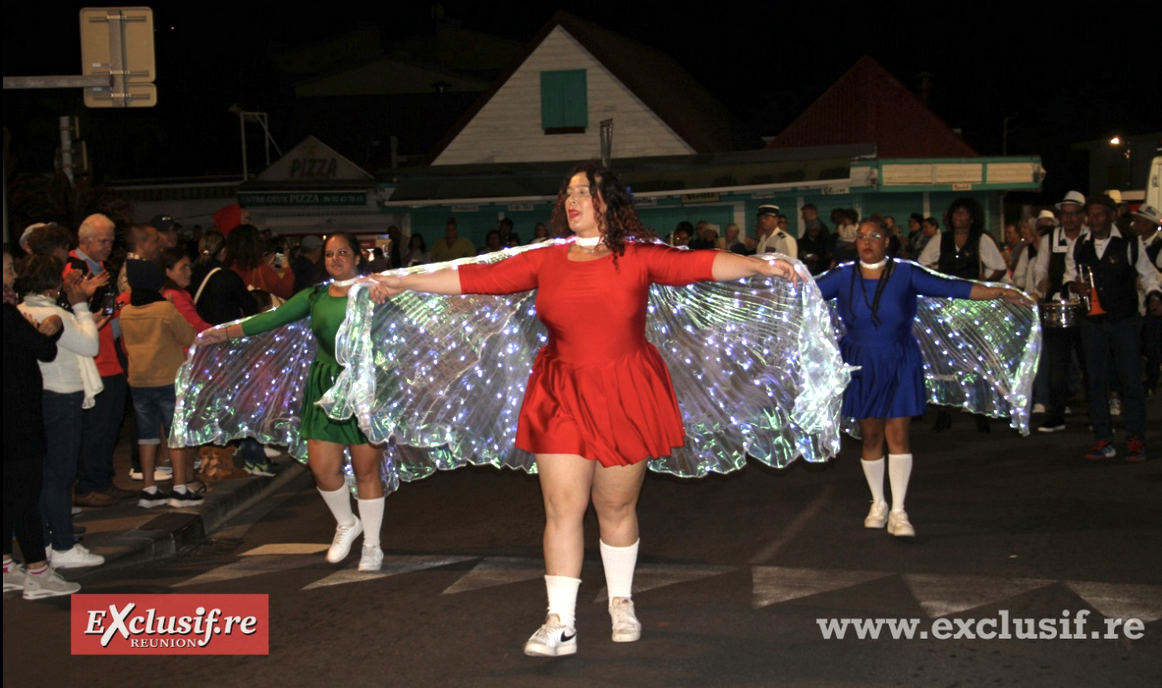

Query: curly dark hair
left=548, top=162, right=655, bottom=265
left=26, top=222, right=73, bottom=257
left=945, top=197, right=984, bottom=234
left=15, top=255, right=64, bottom=299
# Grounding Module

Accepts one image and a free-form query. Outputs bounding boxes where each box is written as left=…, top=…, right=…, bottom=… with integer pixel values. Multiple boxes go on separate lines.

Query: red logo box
left=71, top=594, right=268, bottom=655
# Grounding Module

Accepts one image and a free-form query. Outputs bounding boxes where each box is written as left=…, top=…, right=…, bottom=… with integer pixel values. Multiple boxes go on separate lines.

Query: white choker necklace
left=574, top=235, right=603, bottom=248
left=331, top=277, right=360, bottom=287
left=859, top=258, right=889, bottom=270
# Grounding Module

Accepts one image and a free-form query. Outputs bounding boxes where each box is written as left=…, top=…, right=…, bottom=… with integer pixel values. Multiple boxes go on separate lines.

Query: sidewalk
left=65, top=441, right=308, bottom=577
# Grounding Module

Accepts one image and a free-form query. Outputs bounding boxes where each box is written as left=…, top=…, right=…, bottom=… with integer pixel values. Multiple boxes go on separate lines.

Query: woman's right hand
left=199, top=327, right=230, bottom=344
left=368, top=274, right=405, bottom=303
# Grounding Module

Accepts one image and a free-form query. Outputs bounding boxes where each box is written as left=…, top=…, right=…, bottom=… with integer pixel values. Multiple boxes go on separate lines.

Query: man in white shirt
left=1032, top=191, right=1090, bottom=433
left=1129, top=204, right=1162, bottom=398
left=749, top=205, right=797, bottom=258
left=1062, top=195, right=1162, bottom=462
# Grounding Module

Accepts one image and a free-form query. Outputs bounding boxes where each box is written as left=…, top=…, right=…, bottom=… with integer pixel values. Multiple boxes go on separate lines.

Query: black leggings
left=2, top=458, right=47, bottom=564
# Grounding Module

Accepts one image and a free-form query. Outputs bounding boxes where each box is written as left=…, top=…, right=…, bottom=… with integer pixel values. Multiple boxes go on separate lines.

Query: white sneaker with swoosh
left=524, top=614, right=577, bottom=657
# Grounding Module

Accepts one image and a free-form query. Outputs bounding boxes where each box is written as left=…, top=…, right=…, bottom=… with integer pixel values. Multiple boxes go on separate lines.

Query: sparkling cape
left=828, top=260, right=1041, bottom=435
left=174, top=240, right=853, bottom=492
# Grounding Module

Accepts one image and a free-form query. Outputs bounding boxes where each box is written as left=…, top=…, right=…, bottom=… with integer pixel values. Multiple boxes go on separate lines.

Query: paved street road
left=5, top=407, right=1161, bottom=687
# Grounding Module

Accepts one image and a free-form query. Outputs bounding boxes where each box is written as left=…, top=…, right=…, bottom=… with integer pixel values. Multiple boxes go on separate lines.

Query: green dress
left=241, top=286, right=368, bottom=444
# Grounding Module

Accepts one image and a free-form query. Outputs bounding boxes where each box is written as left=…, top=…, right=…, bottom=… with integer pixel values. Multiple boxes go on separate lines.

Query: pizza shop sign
left=289, top=157, right=339, bottom=179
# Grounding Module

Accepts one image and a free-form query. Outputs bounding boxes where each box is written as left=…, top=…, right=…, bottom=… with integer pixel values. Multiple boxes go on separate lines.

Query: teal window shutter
left=540, top=70, right=588, bottom=132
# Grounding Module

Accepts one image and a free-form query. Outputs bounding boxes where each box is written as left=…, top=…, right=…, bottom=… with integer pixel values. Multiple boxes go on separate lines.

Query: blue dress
left=816, top=261, right=973, bottom=419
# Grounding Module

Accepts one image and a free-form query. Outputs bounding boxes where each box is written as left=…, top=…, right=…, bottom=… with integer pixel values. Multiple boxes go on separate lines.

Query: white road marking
left=441, top=556, right=544, bottom=595
left=903, top=574, right=1055, bottom=618
left=592, top=563, right=735, bottom=602
left=748, top=485, right=833, bottom=564
left=752, top=566, right=893, bottom=609
left=1065, top=581, right=1162, bottom=623
left=240, top=543, right=329, bottom=556
left=303, top=555, right=476, bottom=590
left=174, top=554, right=319, bottom=587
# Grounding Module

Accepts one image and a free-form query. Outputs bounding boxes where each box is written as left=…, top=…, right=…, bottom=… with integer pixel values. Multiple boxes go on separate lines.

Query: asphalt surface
left=4, top=400, right=1161, bottom=688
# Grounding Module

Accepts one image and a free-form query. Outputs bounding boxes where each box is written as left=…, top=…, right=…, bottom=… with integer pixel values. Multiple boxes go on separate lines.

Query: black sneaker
left=138, top=488, right=170, bottom=508
left=168, top=489, right=205, bottom=508
left=1038, top=419, right=1066, bottom=433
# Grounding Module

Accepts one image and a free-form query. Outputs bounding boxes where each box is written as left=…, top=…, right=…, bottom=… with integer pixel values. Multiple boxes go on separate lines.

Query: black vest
left=1146, top=235, right=1162, bottom=268
left=1047, top=228, right=1081, bottom=298
left=1073, top=234, right=1139, bottom=321
left=937, top=230, right=982, bottom=279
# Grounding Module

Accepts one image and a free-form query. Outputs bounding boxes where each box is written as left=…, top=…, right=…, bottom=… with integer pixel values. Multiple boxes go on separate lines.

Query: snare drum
left=1039, top=300, right=1084, bottom=328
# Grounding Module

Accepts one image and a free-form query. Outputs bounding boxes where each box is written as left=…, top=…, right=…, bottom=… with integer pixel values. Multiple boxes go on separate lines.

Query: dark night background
left=4, top=2, right=1157, bottom=203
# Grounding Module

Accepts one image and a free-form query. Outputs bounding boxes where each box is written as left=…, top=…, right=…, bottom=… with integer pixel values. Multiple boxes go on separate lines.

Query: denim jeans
left=130, top=385, right=176, bottom=445
left=41, top=390, right=83, bottom=551
left=1079, top=317, right=1145, bottom=440
left=77, top=373, right=127, bottom=495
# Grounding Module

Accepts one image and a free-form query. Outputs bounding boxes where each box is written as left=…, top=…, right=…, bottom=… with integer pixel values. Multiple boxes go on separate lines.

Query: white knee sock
left=318, top=485, right=356, bottom=527
left=600, top=539, right=639, bottom=601
left=888, top=453, right=913, bottom=512
left=861, top=457, right=886, bottom=504
left=358, top=497, right=385, bottom=549
left=544, top=575, right=581, bottom=627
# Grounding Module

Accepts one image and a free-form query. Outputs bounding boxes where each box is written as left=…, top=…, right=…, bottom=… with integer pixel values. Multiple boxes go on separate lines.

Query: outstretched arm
left=969, top=283, right=1032, bottom=305
left=369, top=268, right=463, bottom=302
left=712, top=251, right=799, bottom=283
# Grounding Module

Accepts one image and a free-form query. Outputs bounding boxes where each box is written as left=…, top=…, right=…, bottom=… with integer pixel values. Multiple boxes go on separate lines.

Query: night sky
left=4, top=2, right=1155, bottom=201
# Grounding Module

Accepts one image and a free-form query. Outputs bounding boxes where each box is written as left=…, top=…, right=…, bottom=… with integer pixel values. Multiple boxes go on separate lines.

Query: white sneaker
left=357, top=545, right=384, bottom=572
left=1031, top=403, right=1046, bottom=414
left=609, top=597, right=641, bottom=642
left=524, top=614, right=577, bottom=657
left=864, top=500, right=889, bottom=529
left=49, top=544, right=105, bottom=569
left=71, top=506, right=83, bottom=516
left=3, top=563, right=25, bottom=592
left=23, top=568, right=81, bottom=600
left=325, top=518, right=363, bottom=563
left=263, top=445, right=283, bottom=458
left=887, top=510, right=915, bottom=538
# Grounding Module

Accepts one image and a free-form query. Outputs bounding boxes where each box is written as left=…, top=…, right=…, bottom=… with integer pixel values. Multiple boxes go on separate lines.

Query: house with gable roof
left=429, top=10, right=749, bottom=165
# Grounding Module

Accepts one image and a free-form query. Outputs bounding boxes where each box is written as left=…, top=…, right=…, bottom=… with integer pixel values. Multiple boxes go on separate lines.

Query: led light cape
left=172, top=242, right=1035, bottom=494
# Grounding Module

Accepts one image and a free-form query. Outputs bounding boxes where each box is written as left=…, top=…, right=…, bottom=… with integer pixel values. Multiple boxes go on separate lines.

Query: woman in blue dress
left=816, top=218, right=1026, bottom=537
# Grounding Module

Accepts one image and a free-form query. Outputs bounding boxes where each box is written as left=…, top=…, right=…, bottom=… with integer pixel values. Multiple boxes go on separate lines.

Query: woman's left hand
left=755, top=257, right=800, bottom=284
left=998, top=287, right=1034, bottom=306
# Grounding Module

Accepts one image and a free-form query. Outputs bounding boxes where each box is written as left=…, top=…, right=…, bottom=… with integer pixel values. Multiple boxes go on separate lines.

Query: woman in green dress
left=202, top=233, right=385, bottom=571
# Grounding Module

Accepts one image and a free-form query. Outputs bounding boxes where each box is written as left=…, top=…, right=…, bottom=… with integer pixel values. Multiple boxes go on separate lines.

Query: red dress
left=458, top=242, right=718, bottom=466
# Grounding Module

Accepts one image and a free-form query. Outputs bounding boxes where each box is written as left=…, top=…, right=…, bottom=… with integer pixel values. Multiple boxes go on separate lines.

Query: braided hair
left=847, top=218, right=895, bottom=329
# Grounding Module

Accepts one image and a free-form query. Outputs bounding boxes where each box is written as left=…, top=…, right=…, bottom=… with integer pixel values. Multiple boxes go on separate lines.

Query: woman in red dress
left=371, top=162, right=797, bottom=657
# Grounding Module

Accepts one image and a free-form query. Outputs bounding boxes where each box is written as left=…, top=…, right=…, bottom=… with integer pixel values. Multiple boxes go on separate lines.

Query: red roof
left=767, top=55, right=978, bottom=158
